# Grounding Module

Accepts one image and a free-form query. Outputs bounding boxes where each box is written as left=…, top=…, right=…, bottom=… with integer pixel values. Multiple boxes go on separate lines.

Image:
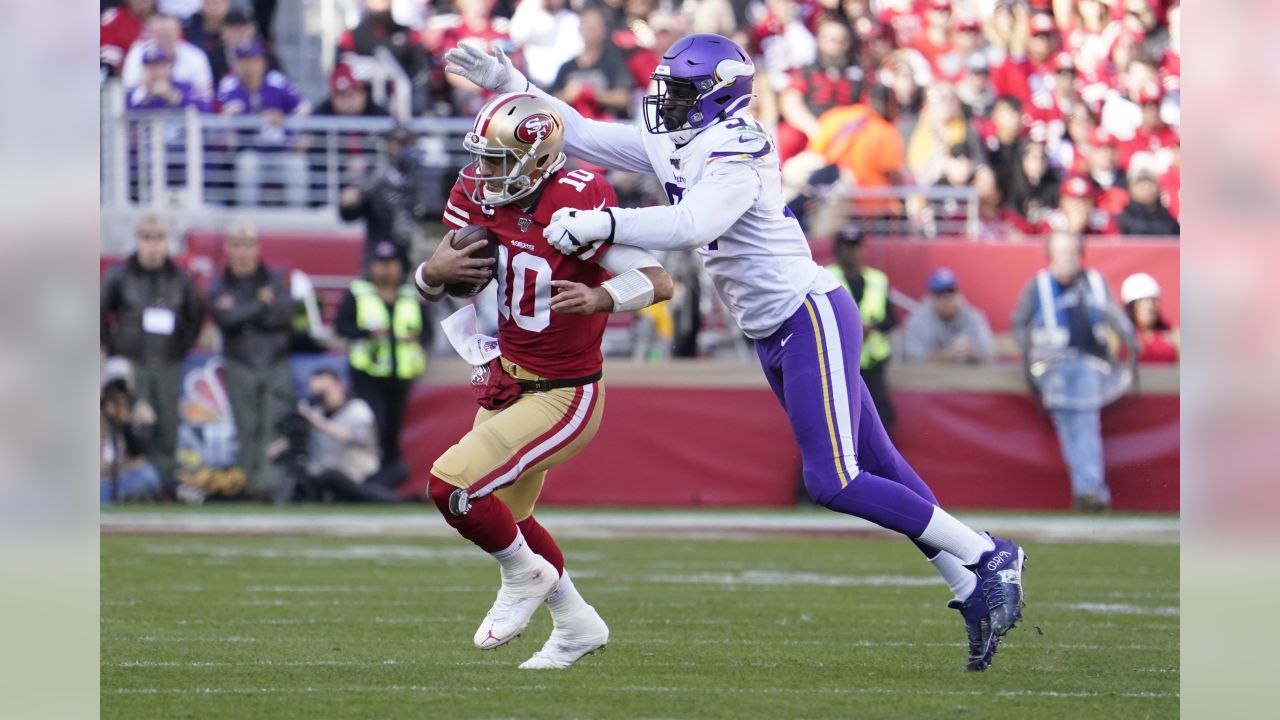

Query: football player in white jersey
left=446, top=34, right=1028, bottom=672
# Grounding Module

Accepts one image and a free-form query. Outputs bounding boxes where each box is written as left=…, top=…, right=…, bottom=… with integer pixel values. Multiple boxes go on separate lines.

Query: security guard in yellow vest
left=335, top=242, right=429, bottom=471
left=826, top=225, right=898, bottom=434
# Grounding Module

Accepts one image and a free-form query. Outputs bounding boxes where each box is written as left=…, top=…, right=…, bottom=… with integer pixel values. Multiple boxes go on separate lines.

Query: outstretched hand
left=443, top=44, right=524, bottom=93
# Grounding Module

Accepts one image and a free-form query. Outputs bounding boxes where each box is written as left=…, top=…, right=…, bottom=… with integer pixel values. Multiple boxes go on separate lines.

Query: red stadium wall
left=401, top=381, right=1179, bottom=512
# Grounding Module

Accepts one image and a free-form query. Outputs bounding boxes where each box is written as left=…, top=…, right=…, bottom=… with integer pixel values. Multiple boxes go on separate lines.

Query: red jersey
left=1117, top=125, right=1179, bottom=171
left=1136, top=329, right=1179, bottom=363
left=101, top=6, right=147, bottom=74
left=443, top=168, right=616, bottom=379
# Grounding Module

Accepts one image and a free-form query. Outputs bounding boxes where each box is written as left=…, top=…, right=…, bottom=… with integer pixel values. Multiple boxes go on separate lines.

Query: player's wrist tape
left=601, top=269, right=654, bottom=312
left=415, top=263, right=444, bottom=296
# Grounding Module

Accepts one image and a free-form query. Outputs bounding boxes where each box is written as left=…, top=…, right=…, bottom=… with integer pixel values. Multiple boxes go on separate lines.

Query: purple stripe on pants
left=756, top=289, right=942, bottom=546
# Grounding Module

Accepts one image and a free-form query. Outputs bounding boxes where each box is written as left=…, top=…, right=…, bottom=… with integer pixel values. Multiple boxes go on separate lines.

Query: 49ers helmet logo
left=515, top=113, right=555, bottom=144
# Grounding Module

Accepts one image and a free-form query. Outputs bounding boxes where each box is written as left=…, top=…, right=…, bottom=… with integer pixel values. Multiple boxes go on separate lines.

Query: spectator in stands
left=909, top=0, right=955, bottom=69
left=126, top=45, right=212, bottom=111
left=100, top=214, right=205, bottom=489
left=932, top=15, right=982, bottom=83
left=550, top=5, right=635, bottom=121
left=339, top=126, right=436, bottom=270
left=807, top=84, right=906, bottom=218
left=122, top=13, right=214, bottom=102
left=218, top=41, right=311, bottom=206
left=337, top=0, right=433, bottom=113
left=1100, top=56, right=1163, bottom=143
left=1056, top=175, right=1116, bottom=235
left=826, top=225, right=897, bottom=434
left=902, top=267, right=996, bottom=364
left=902, top=81, right=982, bottom=187
left=955, top=52, right=996, bottom=121
left=279, top=368, right=401, bottom=502
left=335, top=242, right=428, bottom=478
left=776, top=18, right=863, bottom=162
left=852, top=18, right=896, bottom=79
left=974, top=164, right=1034, bottom=239
left=878, top=0, right=925, bottom=47
left=1083, top=128, right=1129, bottom=214
left=182, top=0, right=229, bottom=63
left=208, top=220, right=296, bottom=502
left=1122, top=0, right=1169, bottom=59
left=1117, top=82, right=1178, bottom=171
left=509, top=0, right=583, bottom=88
left=751, top=0, right=818, bottom=94
left=991, top=11, right=1058, bottom=109
left=984, top=95, right=1027, bottom=202
left=102, top=0, right=156, bottom=78
left=1116, top=164, right=1179, bottom=236
left=1011, top=231, right=1137, bottom=512
left=313, top=63, right=388, bottom=118
left=1121, top=272, right=1179, bottom=363
left=885, top=49, right=928, bottom=129
left=100, top=358, right=162, bottom=503
left=208, top=9, right=281, bottom=84
left=926, top=143, right=976, bottom=226
left=1006, top=140, right=1060, bottom=227
left=436, top=0, right=512, bottom=116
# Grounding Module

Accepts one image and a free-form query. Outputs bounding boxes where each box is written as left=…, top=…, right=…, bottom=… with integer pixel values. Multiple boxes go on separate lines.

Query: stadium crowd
left=100, top=0, right=1180, bottom=509
left=103, top=0, right=1181, bottom=235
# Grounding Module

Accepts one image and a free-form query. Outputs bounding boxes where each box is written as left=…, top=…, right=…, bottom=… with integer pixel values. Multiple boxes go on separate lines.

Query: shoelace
left=981, top=574, right=1010, bottom=611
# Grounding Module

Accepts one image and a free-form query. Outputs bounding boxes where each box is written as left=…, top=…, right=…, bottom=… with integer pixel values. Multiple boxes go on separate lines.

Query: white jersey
left=530, top=90, right=838, bottom=339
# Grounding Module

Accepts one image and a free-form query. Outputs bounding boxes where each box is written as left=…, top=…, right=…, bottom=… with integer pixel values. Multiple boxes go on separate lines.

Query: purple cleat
left=949, top=592, right=999, bottom=672
left=972, top=534, right=1028, bottom=637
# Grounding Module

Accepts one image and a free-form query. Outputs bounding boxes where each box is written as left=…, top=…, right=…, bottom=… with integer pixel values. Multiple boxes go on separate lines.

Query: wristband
left=601, top=269, right=655, bottom=313
left=415, top=263, right=445, bottom=297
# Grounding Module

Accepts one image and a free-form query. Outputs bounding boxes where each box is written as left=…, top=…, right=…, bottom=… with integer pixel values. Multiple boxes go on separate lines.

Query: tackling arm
left=609, top=161, right=762, bottom=251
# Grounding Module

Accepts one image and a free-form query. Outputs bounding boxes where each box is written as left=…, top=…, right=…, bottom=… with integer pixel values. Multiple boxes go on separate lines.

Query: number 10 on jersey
left=495, top=245, right=552, bottom=332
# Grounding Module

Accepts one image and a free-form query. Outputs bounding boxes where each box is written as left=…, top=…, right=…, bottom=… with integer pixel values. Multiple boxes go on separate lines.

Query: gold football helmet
left=460, top=92, right=567, bottom=206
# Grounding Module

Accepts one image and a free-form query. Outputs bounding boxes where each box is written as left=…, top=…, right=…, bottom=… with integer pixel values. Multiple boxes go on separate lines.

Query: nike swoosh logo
left=780, top=333, right=794, bottom=347
left=594, top=198, right=606, bottom=210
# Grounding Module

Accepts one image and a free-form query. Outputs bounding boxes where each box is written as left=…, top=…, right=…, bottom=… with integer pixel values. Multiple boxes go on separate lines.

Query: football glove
left=443, top=44, right=528, bottom=94
left=544, top=208, right=615, bottom=255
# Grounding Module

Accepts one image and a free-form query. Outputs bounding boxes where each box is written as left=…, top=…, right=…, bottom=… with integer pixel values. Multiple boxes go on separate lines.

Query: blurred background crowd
left=99, top=0, right=1180, bottom=513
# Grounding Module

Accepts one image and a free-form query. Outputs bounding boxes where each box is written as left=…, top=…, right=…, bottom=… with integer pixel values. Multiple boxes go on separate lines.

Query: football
left=445, top=224, right=498, bottom=297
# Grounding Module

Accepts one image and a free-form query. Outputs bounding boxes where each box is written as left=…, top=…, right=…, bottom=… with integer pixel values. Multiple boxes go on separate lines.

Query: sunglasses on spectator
left=136, top=231, right=166, bottom=240
left=1057, top=68, right=1076, bottom=76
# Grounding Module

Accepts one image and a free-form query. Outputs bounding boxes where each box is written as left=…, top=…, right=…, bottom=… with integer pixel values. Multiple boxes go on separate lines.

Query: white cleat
left=518, top=606, right=610, bottom=669
left=473, top=556, right=559, bottom=650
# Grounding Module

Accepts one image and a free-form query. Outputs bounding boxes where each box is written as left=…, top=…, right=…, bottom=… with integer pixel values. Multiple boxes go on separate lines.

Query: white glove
left=443, top=43, right=529, bottom=94
left=543, top=207, right=615, bottom=255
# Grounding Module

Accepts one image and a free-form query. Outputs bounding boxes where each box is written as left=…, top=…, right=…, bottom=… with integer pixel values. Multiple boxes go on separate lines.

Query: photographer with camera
left=100, top=358, right=162, bottom=503
left=268, top=368, right=402, bottom=503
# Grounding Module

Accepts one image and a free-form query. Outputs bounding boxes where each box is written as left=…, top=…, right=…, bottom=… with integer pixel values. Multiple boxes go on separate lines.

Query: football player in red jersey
left=414, top=92, right=673, bottom=669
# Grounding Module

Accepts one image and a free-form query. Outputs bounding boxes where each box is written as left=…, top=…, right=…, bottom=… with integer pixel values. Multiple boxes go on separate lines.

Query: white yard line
left=102, top=510, right=1178, bottom=545
left=103, top=684, right=1177, bottom=700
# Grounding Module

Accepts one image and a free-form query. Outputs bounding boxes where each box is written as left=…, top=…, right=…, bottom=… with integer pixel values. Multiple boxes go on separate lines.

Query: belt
left=517, top=371, right=602, bottom=392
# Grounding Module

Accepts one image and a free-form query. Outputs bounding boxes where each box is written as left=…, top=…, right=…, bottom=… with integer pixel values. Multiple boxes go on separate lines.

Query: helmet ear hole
left=535, top=155, right=549, bottom=168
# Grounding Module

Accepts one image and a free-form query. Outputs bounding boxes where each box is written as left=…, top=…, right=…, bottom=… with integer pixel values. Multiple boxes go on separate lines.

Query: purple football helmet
left=643, top=33, right=756, bottom=139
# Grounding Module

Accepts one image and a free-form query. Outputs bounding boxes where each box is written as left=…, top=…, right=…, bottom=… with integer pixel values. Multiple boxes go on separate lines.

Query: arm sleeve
left=209, top=279, right=265, bottom=331
left=900, top=312, right=930, bottom=363
left=597, top=244, right=662, bottom=275
left=609, top=160, right=762, bottom=251
left=180, top=275, right=205, bottom=353
left=259, top=272, right=296, bottom=331
left=970, top=309, right=998, bottom=362
left=100, top=268, right=120, bottom=354
left=333, top=290, right=367, bottom=340
left=522, top=80, right=653, bottom=174
left=1010, top=281, right=1038, bottom=353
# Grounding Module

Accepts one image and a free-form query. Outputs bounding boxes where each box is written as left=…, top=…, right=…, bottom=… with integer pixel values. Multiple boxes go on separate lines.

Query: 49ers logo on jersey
left=515, top=113, right=555, bottom=144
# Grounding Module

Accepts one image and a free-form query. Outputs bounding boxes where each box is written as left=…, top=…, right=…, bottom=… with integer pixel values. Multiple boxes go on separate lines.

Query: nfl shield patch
left=517, top=217, right=532, bottom=233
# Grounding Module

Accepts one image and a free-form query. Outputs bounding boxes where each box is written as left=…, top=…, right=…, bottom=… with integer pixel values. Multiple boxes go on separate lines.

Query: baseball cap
left=141, top=43, right=172, bottom=65
left=928, top=268, right=958, bottom=294
left=330, top=63, right=359, bottom=93
left=1030, top=13, right=1056, bottom=35
left=835, top=224, right=865, bottom=246
left=1136, top=82, right=1164, bottom=104
left=930, top=0, right=952, bottom=11
left=966, top=52, right=990, bottom=74
left=372, top=241, right=402, bottom=261
left=1054, top=51, right=1075, bottom=72
left=234, top=41, right=266, bottom=59
left=955, top=18, right=981, bottom=33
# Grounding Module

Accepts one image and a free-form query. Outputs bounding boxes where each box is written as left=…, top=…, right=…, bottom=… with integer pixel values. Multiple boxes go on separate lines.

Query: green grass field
left=101, top=512, right=1178, bottom=719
